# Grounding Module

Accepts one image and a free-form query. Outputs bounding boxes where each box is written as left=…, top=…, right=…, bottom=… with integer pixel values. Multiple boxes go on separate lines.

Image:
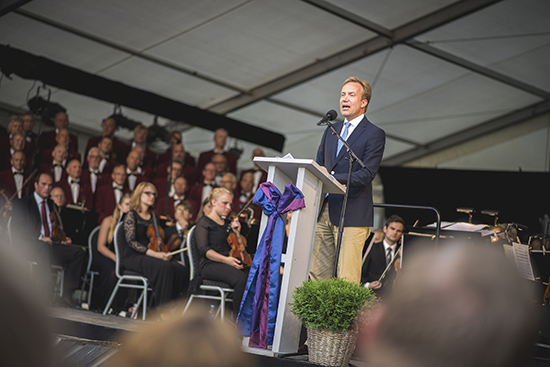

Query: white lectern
left=242, top=157, right=345, bottom=356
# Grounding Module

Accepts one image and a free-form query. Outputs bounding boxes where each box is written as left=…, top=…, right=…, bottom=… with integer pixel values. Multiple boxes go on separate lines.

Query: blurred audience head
left=360, top=245, right=539, bottom=367
left=109, top=305, right=253, bottom=367
left=0, top=243, right=53, bottom=367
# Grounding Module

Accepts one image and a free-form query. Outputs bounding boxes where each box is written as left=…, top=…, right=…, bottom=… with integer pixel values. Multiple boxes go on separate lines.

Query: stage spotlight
left=228, top=140, right=244, bottom=160
left=108, top=113, right=140, bottom=131
left=147, top=116, right=171, bottom=144
left=27, top=96, right=66, bottom=127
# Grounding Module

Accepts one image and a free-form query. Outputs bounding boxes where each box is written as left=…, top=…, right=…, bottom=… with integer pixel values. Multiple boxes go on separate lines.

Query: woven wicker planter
left=307, top=326, right=358, bottom=367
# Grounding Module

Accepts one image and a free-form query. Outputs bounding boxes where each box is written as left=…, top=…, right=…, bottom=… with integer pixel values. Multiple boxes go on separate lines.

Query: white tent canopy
left=0, top=0, right=548, bottom=171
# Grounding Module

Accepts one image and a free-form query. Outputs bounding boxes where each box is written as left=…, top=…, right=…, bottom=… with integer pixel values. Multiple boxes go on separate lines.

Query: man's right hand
left=368, top=281, right=382, bottom=290
left=40, top=236, right=53, bottom=245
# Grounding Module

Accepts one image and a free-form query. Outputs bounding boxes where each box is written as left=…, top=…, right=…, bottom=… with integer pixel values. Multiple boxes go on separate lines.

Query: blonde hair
left=343, top=76, right=372, bottom=104
left=207, top=187, right=233, bottom=204
left=109, top=305, right=252, bottom=367
left=130, top=182, right=157, bottom=213
left=107, top=193, right=132, bottom=242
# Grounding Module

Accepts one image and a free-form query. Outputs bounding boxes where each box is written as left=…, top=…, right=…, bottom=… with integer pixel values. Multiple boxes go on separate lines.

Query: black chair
left=183, top=226, right=234, bottom=320
left=103, top=223, right=151, bottom=320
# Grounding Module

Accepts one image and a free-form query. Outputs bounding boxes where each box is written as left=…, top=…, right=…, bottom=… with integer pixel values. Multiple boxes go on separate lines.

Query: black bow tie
left=13, top=171, right=23, bottom=176
left=128, top=172, right=137, bottom=177
left=89, top=170, right=98, bottom=176
left=70, top=179, right=80, bottom=185
left=114, top=186, right=123, bottom=191
left=204, top=182, right=214, bottom=187
left=53, top=163, right=63, bottom=168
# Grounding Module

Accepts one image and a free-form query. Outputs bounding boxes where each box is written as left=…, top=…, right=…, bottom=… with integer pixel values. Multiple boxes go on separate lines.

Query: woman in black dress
left=122, top=182, right=189, bottom=308
left=194, top=187, right=249, bottom=316
left=93, top=193, right=131, bottom=312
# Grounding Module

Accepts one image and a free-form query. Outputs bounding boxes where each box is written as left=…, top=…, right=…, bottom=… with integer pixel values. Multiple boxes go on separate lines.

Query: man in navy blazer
left=310, top=76, right=386, bottom=283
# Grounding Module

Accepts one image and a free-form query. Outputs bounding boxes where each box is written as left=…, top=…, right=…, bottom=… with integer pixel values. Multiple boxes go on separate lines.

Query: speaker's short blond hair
left=343, top=76, right=372, bottom=103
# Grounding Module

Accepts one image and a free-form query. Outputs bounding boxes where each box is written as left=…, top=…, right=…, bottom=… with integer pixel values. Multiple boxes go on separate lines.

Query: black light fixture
left=147, top=116, right=171, bottom=144
left=27, top=86, right=66, bottom=127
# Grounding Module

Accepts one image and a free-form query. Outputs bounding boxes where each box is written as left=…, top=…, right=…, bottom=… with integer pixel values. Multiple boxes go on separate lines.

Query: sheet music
left=275, top=153, right=295, bottom=159
left=512, top=242, right=535, bottom=281
left=426, top=221, right=488, bottom=232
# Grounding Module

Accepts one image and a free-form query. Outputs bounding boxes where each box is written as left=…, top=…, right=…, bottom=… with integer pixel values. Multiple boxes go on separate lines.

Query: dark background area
left=378, top=167, right=550, bottom=238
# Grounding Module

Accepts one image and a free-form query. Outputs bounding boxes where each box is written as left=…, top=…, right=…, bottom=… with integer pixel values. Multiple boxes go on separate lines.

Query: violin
left=147, top=214, right=181, bottom=253
left=50, top=204, right=67, bottom=244
left=228, top=226, right=252, bottom=267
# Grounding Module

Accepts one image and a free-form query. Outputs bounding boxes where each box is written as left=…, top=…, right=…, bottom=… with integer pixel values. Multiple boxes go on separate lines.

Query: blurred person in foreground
left=359, top=244, right=539, bottom=367
left=0, top=243, right=53, bottom=367
left=109, top=304, right=254, bottom=367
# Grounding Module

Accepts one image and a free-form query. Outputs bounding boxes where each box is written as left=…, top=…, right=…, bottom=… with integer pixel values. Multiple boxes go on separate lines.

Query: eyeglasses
left=143, top=191, right=157, bottom=197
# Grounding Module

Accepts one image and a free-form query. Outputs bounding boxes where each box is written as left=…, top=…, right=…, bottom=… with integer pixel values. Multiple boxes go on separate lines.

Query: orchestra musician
left=194, top=187, right=250, bottom=317
left=361, top=215, right=405, bottom=296
left=163, top=200, right=194, bottom=266
left=10, top=172, right=85, bottom=307
left=122, top=182, right=189, bottom=308
left=94, top=193, right=132, bottom=312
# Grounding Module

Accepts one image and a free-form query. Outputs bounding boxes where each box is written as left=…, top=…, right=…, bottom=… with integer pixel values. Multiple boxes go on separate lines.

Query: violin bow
left=378, top=247, right=401, bottom=283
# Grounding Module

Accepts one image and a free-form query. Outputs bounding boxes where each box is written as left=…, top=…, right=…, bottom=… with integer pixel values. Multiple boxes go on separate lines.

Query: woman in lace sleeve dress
left=122, top=182, right=189, bottom=308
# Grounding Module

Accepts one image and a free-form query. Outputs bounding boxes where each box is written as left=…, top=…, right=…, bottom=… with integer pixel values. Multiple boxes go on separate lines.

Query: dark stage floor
left=50, top=307, right=318, bottom=367
left=50, top=307, right=550, bottom=367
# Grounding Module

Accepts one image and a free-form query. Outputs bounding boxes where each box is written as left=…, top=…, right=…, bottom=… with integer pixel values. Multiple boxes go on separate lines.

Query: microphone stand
left=321, top=119, right=366, bottom=278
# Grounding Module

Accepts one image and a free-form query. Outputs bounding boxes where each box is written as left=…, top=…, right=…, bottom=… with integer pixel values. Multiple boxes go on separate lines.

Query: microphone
left=317, top=110, right=338, bottom=126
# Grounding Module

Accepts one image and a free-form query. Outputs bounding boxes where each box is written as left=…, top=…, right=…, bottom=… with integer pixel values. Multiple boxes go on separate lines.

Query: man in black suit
left=310, top=76, right=386, bottom=284
left=361, top=215, right=405, bottom=295
left=11, top=172, right=86, bottom=306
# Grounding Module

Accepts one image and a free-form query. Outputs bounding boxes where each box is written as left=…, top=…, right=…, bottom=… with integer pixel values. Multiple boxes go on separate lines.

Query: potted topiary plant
left=290, top=277, right=377, bottom=367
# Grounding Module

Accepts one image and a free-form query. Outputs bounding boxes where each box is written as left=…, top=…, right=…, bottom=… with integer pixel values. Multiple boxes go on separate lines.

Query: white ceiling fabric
left=0, top=0, right=548, bottom=170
